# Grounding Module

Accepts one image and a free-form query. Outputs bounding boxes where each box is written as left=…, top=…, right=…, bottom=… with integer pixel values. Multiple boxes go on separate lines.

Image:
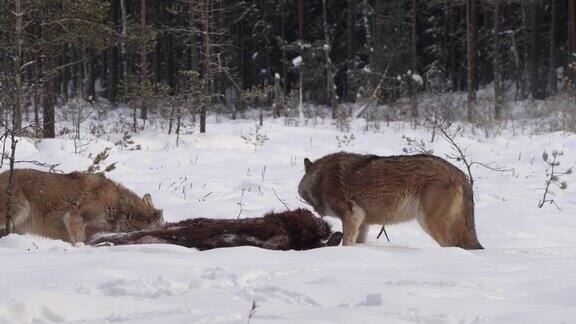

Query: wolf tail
left=458, top=183, right=484, bottom=250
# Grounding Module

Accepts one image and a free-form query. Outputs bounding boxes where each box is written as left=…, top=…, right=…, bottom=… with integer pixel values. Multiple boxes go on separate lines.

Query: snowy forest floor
left=1, top=111, right=576, bottom=323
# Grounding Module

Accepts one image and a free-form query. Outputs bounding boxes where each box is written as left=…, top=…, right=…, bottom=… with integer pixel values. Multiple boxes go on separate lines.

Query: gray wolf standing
left=298, top=152, right=483, bottom=249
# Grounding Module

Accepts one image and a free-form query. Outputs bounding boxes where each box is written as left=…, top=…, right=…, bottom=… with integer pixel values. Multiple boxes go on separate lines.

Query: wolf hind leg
left=419, top=182, right=482, bottom=250
left=0, top=196, right=31, bottom=233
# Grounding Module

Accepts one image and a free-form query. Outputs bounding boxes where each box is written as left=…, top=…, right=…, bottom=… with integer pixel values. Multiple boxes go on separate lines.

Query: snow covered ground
left=2, top=115, right=576, bottom=323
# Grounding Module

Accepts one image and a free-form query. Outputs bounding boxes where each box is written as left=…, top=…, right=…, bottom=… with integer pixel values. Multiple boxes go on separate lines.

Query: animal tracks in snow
left=98, top=276, right=189, bottom=299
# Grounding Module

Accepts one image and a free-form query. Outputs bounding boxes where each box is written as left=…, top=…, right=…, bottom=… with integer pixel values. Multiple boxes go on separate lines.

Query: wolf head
left=85, top=191, right=165, bottom=238
left=128, top=193, right=165, bottom=230
left=298, top=158, right=328, bottom=216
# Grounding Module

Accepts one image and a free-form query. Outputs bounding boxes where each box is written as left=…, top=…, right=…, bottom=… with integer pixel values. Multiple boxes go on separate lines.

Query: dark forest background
left=0, top=0, right=575, bottom=137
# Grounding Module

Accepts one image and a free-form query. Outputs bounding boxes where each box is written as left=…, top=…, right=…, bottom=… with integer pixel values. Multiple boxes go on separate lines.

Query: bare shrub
left=63, top=96, right=93, bottom=154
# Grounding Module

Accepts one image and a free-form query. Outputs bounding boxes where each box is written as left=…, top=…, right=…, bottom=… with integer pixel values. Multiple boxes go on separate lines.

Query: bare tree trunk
left=346, top=0, right=355, bottom=102
left=510, top=32, right=525, bottom=100
left=165, top=35, right=175, bottom=89
left=238, top=18, right=245, bottom=90
left=273, top=74, right=283, bottom=117
left=297, top=0, right=305, bottom=122
left=101, top=52, right=108, bottom=98
left=168, top=103, right=175, bottom=135
left=176, top=106, right=182, bottom=147
left=280, top=0, right=288, bottom=95
left=570, top=0, right=576, bottom=54
left=120, top=0, right=128, bottom=78
left=4, top=125, right=17, bottom=235
left=61, top=44, right=69, bottom=102
left=218, top=0, right=225, bottom=47
left=298, top=64, right=304, bottom=122
left=109, top=0, right=120, bottom=103
left=5, top=0, right=24, bottom=234
left=190, top=0, right=198, bottom=72
left=34, top=86, right=40, bottom=131
left=322, top=0, right=337, bottom=119
left=411, top=0, right=419, bottom=123
left=466, top=0, right=478, bottom=122
left=298, top=0, right=304, bottom=41
left=153, top=1, right=162, bottom=84
left=140, top=0, right=148, bottom=121
left=548, top=0, right=558, bottom=96
left=217, top=0, right=225, bottom=95
left=43, top=45, right=56, bottom=139
left=13, top=0, right=23, bottom=132
left=86, top=49, right=97, bottom=100
left=529, top=1, right=541, bottom=100
left=494, top=0, right=504, bottom=120
left=573, top=0, right=576, bottom=50
left=190, top=0, right=199, bottom=122
left=200, top=0, right=210, bottom=134
left=71, top=48, right=79, bottom=97
left=449, top=2, right=459, bottom=92
left=132, top=105, right=138, bottom=132
left=569, top=0, right=576, bottom=86
left=32, top=50, right=41, bottom=131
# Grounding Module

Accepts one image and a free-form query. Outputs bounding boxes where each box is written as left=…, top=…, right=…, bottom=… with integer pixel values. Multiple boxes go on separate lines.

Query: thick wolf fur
left=0, top=169, right=164, bottom=244
left=298, top=152, right=483, bottom=249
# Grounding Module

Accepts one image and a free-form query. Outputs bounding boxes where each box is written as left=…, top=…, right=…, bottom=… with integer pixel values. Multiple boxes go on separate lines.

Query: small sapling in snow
left=86, top=148, right=117, bottom=175
left=64, top=96, right=93, bottom=154
left=242, top=124, right=269, bottom=150
left=116, top=132, right=142, bottom=151
left=336, top=133, right=356, bottom=148
left=538, top=150, right=572, bottom=209
left=402, top=135, right=433, bottom=155
left=426, top=116, right=511, bottom=202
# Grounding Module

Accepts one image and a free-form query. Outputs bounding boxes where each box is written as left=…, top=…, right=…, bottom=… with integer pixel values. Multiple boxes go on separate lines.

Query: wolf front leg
left=62, top=211, right=86, bottom=245
left=322, top=193, right=362, bottom=246
left=356, top=223, right=370, bottom=244
left=341, top=202, right=366, bottom=246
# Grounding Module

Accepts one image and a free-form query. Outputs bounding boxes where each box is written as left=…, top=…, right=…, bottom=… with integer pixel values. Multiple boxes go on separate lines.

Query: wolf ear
left=143, top=193, right=154, bottom=207
left=304, top=158, right=313, bottom=172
